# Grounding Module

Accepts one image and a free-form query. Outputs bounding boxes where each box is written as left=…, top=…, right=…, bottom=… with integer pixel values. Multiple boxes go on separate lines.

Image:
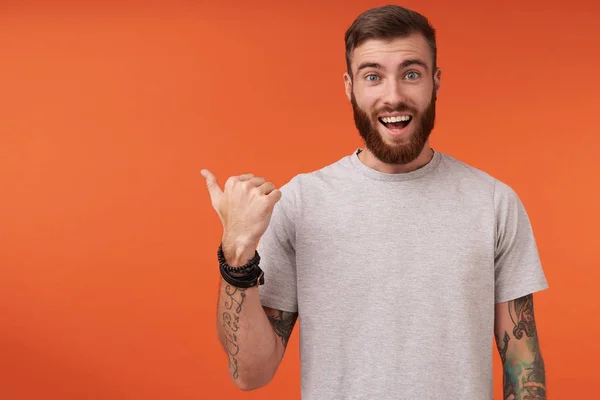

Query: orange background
left=1, top=1, right=599, bottom=399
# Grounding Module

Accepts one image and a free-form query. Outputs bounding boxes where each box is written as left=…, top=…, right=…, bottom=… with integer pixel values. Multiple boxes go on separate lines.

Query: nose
left=382, top=79, right=406, bottom=106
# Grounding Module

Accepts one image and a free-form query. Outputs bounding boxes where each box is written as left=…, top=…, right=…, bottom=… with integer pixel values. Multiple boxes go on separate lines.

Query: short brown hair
left=344, top=5, right=437, bottom=78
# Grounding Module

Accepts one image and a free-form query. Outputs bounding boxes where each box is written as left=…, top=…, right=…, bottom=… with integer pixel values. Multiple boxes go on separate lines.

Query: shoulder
left=278, top=151, right=355, bottom=198
left=439, top=152, right=495, bottom=186
left=438, top=152, right=519, bottom=200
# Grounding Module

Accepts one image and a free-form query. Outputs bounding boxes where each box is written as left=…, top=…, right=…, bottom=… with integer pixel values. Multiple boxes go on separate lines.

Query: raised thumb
left=200, top=169, right=223, bottom=207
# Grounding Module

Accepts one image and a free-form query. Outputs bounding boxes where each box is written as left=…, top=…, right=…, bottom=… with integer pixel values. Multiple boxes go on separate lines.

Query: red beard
left=351, top=88, right=437, bottom=165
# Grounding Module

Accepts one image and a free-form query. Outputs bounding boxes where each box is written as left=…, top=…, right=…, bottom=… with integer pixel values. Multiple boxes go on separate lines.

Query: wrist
left=217, top=242, right=265, bottom=289
left=221, top=238, right=257, bottom=267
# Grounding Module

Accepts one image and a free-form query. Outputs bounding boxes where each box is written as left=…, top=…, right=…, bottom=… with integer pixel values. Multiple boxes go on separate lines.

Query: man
left=202, top=5, right=548, bottom=399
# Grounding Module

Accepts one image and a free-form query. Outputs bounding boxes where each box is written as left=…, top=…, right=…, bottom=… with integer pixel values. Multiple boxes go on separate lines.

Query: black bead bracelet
left=217, top=243, right=265, bottom=288
left=217, top=243, right=260, bottom=273
left=219, top=262, right=265, bottom=289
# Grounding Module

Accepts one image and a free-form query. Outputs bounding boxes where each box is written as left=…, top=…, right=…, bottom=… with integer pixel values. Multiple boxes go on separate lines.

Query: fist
left=201, top=169, right=282, bottom=248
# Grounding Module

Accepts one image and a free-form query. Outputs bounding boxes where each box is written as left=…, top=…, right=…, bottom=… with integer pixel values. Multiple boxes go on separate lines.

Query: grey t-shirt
left=257, top=148, right=548, bottom=400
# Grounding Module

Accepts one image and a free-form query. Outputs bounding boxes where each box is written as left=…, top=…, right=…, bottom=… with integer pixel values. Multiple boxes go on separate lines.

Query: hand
left=201, top=169, right=282, bottom=250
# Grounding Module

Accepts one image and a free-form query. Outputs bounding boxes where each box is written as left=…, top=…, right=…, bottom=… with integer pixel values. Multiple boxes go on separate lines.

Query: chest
left=294, top=186, right=496, bottom=308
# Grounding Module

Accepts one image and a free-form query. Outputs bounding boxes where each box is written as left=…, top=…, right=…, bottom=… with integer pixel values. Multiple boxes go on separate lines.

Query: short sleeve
left=256, top=176, right=299, bottom=313
left=494, top=180, right=549, bottom=303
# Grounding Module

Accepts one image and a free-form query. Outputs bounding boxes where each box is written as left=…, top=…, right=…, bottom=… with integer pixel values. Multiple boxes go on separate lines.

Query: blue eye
left=405, top=71, right=420, bottom=80
left=365, top=74, right=379, bottom=82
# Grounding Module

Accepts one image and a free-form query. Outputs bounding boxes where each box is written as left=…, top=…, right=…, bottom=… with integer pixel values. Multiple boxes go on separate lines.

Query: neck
left=357, top=143, right=435, bottom=174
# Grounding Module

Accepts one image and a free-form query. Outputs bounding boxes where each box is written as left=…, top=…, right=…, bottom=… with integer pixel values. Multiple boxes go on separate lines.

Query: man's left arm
left=494, top=293, right=546, bottom=400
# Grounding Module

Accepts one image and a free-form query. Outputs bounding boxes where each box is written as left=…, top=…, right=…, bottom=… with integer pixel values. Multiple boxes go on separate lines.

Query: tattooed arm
left=494, top=294, right=546, bottom=400
left=216, top=246, right=298, bottom=391
left=263, top=307, right=299, bottom=350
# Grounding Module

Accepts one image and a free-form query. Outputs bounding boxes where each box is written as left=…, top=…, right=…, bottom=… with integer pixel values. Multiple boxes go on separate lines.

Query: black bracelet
left=220, top=263, right=265, bottom=288
left=217, top=243, right=260, bottom=273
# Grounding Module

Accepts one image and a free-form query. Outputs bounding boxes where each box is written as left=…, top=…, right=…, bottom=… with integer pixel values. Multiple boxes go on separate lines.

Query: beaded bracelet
left=220, top=263, right=265, bottom=288
left=217, top=243, right=261, bottom=273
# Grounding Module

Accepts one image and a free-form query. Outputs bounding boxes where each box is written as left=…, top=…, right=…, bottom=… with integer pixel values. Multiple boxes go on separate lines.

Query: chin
left=377, top=126, right=414, bottom=144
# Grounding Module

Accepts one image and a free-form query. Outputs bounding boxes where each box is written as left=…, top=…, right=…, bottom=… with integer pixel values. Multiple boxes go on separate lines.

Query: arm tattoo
left=221, top=285, right=247, bottom=380
left=265, top=309, right=298, bottom=349
left=497, top=331, right=510, bottom=364
left=503, top=294, right=546, bottom=400
left=510, top=294, right=536, bottom=339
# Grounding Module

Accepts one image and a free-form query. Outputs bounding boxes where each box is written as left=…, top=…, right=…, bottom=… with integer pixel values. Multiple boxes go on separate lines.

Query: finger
left=266, top=188, right=282, bottom=203
left=247, top=176, right=266, bottom=187
left=257, top=181, right=276, bottom=195
left=238, top=173, right=254, bottom=181
left=200, top=169, right=223, bottom=205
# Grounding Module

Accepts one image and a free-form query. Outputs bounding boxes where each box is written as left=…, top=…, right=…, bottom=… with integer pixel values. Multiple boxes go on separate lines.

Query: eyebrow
left=356, top=58, right=430, bottom=74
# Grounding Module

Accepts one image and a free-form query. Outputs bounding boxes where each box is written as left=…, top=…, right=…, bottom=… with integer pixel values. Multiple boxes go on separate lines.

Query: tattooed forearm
left=511, top=295, right=536, bottom=339
left=216, top=279, right=295, bottom=389
left=265, top=308, right=298, bottom=349
left=221, top=285, right=247, bottom=380
left=497, top=331, right=509, bottom=364
left=503, top=352, right=546, bottom=400
left=502, top=294, right=546, bottom=400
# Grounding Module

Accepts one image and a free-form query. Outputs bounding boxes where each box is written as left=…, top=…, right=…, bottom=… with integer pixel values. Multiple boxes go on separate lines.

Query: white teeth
left=381, top=115, right=411, bottom=123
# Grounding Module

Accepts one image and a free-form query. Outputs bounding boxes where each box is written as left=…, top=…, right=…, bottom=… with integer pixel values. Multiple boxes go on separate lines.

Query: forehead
left=351, top=34, right=433, bottom=70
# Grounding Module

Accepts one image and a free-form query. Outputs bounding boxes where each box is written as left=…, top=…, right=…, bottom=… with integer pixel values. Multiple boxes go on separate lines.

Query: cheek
left=415, top=85, right=436, bottom=108
left=355, top=89, right=380, bottom=112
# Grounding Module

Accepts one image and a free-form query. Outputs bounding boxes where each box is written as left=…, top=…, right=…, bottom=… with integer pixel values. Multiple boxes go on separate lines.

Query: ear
left=343, top=72, right=353, bottom=102
left=434, top=67, right=442, bottom=96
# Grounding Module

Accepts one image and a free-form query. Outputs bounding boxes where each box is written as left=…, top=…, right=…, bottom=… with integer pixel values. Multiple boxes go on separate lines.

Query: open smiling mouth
left=378, top=115, right=413, bottom=134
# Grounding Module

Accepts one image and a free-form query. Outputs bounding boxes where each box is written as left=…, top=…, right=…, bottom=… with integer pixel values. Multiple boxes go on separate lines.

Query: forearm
left=216, top=241, right=283, bottom=390
left=496, top=295, right=546, bottom=400
left=502, top=339, right=545, bottom=400
left=217, top=280, right=280, bottom=390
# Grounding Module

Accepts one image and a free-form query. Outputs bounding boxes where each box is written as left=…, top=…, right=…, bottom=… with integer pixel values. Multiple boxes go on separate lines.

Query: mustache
left=372, top=104, right=418, bottom=117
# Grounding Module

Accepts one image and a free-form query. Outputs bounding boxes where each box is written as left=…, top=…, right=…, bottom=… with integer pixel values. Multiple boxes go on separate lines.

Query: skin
left=343, top=33, right=442, bottom=173
left=495, top=294, right=546, bottom=399
left=203, top=171, right=298, bottom=390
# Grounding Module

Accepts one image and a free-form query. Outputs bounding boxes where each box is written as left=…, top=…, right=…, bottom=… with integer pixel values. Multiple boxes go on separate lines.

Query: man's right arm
left=216, top=245, right=298, bottom=391
left=200, top=170, right=297, bottom=390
